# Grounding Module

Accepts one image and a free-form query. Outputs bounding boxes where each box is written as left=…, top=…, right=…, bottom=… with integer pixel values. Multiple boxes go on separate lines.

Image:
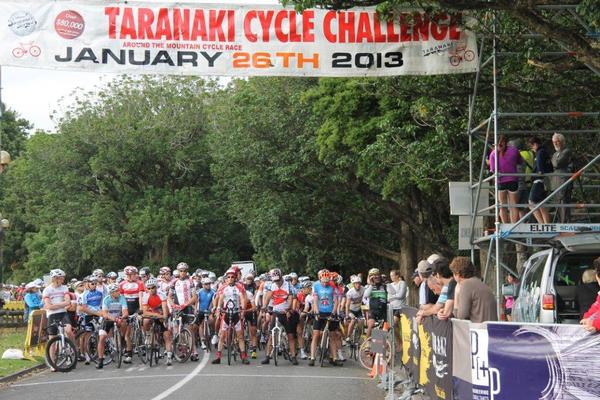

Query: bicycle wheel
left=45, top=336, right=78, bottom=372
left=352, top=325, right=361, bottom=361
left=174, top=328, right=193, bottom=363
left=149, top=328, right=157, bottom=367
left=319, top=330, right=329, bottom=367
left=86, top=333, right=99, bottom=362
left=134, top=323, right=148, bottom=364
left=358, top=338, right=375, bottom=370
left=204, top=324, right=212, bottom=353
left=227, top=327, right=233, bottom=366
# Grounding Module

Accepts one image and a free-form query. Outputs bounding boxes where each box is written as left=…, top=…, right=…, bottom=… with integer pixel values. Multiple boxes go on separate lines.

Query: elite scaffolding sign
left=0, top=0, right=478, bottom=76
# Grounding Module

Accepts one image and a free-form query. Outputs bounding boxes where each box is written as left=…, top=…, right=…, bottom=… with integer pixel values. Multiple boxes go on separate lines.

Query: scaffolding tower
left=466, top=4, right=600, bottom=316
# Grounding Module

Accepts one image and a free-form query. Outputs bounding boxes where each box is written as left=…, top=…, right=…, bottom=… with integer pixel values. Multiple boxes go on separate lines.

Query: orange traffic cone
left=368, top=353, right=380, bottom=378
left=383, top=321, right=389, bottom=331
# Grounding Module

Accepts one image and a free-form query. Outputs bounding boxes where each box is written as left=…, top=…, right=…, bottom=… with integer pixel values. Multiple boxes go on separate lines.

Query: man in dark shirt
left=528, top=136, right=553, bottom=224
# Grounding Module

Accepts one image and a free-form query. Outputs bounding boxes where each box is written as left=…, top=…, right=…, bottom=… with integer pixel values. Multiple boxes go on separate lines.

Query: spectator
left=0, top=284, right=11, bottom=303
left=450, top=257, right=498, bottom=322
left=528, top=136, right=553, bottom=224
left=504, top=274, right=518, bottom=321
left=510, top=138, right=535, bottom=220
left=577, top=266, right=600, bottom=320
left=417, top=257, right=454, bottom=323
left=388, top=269, right=407, bottom=345
left=550, top=133, right=573, bottom=223
left=24, top=282, right=43, bottom=322
left=581, top=257, right=600, bottom=333
left=416, top=259, right=439, bottom=307
left=489, top=135, right=522, bottom=223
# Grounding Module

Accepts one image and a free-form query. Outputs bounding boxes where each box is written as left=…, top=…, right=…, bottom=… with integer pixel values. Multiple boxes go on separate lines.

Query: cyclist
left=106, top=272, right=118, bottom=285
left=170, top=262, right=199, bottom=361
left=290, top=272, right=300, bottom=291
left=345, top=275, right=365, bottom=345
left=261, top=268, right=297, bottom=365
left=43, top=269, right=75, bottom=371
left=157, top=266, right=173, bottom=298
left=141, top=278, right=174, bottom=366
left=77, top=276, right=104, bottom=364
left=96, top=283, right=128, bottom=369
left=295, top=280, right=312, bottom=359
left=243, top=272, right=259, bottom=359
left=364, top=268, right=388, bottom=338
left=331, top=273, right=346, bottom=362
left=309, top=269, right=342, bottom=367
left=119, top=266, right=145, bottom=363
left=197, top=277, right=215, bottom=350
left=92, top=269, right=108, bottom=298
left=211, top=268, right=250, bottom=365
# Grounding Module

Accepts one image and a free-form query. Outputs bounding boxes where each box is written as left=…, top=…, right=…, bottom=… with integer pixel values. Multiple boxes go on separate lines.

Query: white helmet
left=298, top=276, right=309, bottom=283
left=289, top=272, right=298, bottom=279
left=107, top=271, right=117, bottom=279
left=201, top=277, right=212, bottom=285
left=49, top=269, right=66, bottom=278
left=176, top=262, right=189, bottom=271
left=173, top=270, right=181, bottom=278
left=93, top=269, right=104, bottom=276
left=208, top=272, right=216, bottom=282
left=146, top=278, right=157, bottom=288
left=350, top=275, right=362, bottom=284
left=108, top=283, right=119, bottom=292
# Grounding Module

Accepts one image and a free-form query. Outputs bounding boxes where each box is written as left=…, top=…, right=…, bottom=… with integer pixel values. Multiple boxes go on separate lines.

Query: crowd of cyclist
left=41, top=263, right=398, bottom=370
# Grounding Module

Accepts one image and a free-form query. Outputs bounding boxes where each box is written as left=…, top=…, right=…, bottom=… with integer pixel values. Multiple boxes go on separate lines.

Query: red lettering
left=208, top=10, right=226, bottom=42
left=449, top=14, right=461, bottom=40
left=120, top=8, right=137, bottom=39
left=399, top=13, right=411, bottom=42
left=372, top=13, right=386, bottom=42
left=338, top=11, right=355, bottom=43
left=227, top=10, right=235, bottom=42
left=257, top=11, right=274, bottom=42
left=431, top=14, right=448, bottom=41
left=302, top=10, right=315, bottom=42
left=274, top=11, right=287, bottom=42
left=244, top=11, right=257, bottom=42
left=191, top=10, right=208, bottom=41
left=356, top=12, right=373, bottom=42
left=155, top=8, right=172, bottom=40
left=172, top=8, right=190, bottom=41
left=289, top=12, right=301, bottom=42
left=105, top=7, right=120, bottom=39
left=324, top=11, right=336, bottom=42
left=412, top=13, right=429, bottom=41
left=137, top=8, right=154, bottom=40
left=386, top=19, right=399, bottom=42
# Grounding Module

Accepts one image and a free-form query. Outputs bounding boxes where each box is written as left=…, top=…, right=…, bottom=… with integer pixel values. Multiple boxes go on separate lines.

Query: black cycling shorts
left=313, top=313, right=339, bottom=332
left=83, top=315, right=100, bottom=332
left=101, top=320, right=116, bottom=334
left=369, top=306, right=387, bottom=322
left=349, top=309, right=363, bottom=319
left=245, top=310, right=257, bottom=327
left=126, top=299, right=140, bottom=316
left=47, top=312, right=71, bottom=336
left=269, top=312, right=291, bottom=333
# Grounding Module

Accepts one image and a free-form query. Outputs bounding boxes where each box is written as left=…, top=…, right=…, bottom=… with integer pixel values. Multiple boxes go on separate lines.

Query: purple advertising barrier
left=484, top=322, right=600, bottom=400
left=421, top=316, right=454, bottom=400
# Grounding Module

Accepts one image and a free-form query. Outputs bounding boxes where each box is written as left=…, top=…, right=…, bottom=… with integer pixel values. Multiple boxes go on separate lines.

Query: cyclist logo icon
left=448, top=35, right=475, bottom=66
left=12, top=42, right=41, bottom=58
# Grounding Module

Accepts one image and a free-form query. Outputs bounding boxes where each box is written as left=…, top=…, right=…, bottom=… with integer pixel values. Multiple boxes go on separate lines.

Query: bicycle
left=145, top=317, right=166, bottom=367
left=346, top=314, right=364, bottom=361
left=127, top=314, right=147, bottom=364
left=268, top=311, right=290, bottom=366
left=317, top=315, right=338, bottom=367
left=171, top=309, right=194, bottom=363
left=358, top=319, right=392, bottom=370
left=85, top=318, right=116, bottom=366
left=301, top=312, right=314, bottom=354
left=199, top=310, right=212, bottom=353
left=45, top=320, right=78, bottom=372
left=223, top=299, right=240, bottom=365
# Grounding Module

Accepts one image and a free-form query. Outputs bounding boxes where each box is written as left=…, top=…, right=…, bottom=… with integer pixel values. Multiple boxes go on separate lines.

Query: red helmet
left=225, top=268, right=237, bottom=277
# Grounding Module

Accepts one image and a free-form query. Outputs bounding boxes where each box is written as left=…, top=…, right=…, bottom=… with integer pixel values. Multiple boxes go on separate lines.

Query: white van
left=512, top=233, right=600, bottom=324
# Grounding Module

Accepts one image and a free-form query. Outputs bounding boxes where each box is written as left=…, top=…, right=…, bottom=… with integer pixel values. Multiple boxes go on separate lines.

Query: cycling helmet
left=301, top=280, right=312, bottom=289
left=289, top=272, right=298, bottom=280
left=140, top=266, right=151, bottom=275
left=298, top=276, right=309, bottom=283
left=108, top=283, right=119, bottom=292
left=230, top=265, right=241, bottom=274
left=107, top=271, right=117, bottom=279
left=225, top=268, right=237, bottom=276
left=208, top=272, right=216, bottom=282
left=335, top=274, right=343, bottom=285
left=93, top=269, right=104, bottom=276
left=283, top=274, right=291, bottom=282
left=201, top=277, right=211, bottom=285
left=351, top=275, right=361, bottom=284
left=244, top=272, right=255, bottom=280
left=159, top=266, right=171, bottom=275
left=200, top=270, right=209, bottom=278
left=173, top=270, right=180, bottom=278
left=368, top=268, right=380, bottom=277
left=270, top=268, right=282, bottom=281
left=146, top=278, right=157, bottom=288
left=139, top=269, right=147, bottom=277
left=176, top=262, right=189, bottom=271
left=49, top=269, right=66, bottom=278
left=124, top=266, right=137, bottom=275
left=88, top=276, right=98, bottom=283
left=116, top=276, right=124, bottom=284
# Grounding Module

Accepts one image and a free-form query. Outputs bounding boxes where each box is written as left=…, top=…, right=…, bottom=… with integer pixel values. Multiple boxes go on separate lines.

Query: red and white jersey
left=172, top=278, right=194, bottom=305
left=217, top=282, right=246, bottom=310
left=265, top=281, right=293, bottom=313
left=42, top=284, right=69, bottom=316
left=119, top=279, right=145, bottom=300
left=157, top=277, right=172, bottom=298
left=142, top=291, right=167, bottom=312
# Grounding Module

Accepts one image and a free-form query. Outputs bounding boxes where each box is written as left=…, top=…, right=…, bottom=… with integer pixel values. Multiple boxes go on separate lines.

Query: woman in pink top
left=489, top=135, right=523, bottom=223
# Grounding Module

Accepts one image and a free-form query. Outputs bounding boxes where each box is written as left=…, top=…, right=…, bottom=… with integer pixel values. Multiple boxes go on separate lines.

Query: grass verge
left=0, top=327, right=43, bottom=378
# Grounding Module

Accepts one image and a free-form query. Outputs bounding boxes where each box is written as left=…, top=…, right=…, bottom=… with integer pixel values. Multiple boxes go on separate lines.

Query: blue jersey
left=313, top=282, right=335, bottom=313
left=102, top=295, right=127, bottom=318
left=198, top=288, right=215, bottom=312
left=81, top=289, right=103, bottom=312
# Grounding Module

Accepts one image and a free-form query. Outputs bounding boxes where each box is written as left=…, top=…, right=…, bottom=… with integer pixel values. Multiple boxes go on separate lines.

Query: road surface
left=1, top=351, right=382, bottom=400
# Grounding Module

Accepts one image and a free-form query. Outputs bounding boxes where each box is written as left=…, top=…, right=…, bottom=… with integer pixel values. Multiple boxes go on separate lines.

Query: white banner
left=0, top=0, right=478, bottom=76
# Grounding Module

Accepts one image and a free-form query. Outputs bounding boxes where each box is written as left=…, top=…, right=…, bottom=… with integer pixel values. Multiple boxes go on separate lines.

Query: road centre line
left=149, top=351, right=210, bottom=400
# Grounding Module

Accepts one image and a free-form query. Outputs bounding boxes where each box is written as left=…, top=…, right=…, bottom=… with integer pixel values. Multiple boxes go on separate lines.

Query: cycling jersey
left=42, top=284, right=69, bottom=316
left=119, top=279, right=145, bottom=301
left=217, top=282, right=246, bottom=310
left=265, top=281, right=294, bottom=313
left=172, top=278, right=194, bottom=305
left=102, top=294, right=127, bottom=318
left=142, top=291, right=167, bottom=313
left=197, top=288, right=215, bottom=312
left=346, top=286, right=366, bottom=312
left=157, top=278, right=173, bottom=298
left=313, top=282, right=335, bottom=314
left=80, top=289, right=103, bottom=313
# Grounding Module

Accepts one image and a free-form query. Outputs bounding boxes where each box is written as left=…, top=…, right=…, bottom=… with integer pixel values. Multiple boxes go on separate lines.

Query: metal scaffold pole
left=492, top=12, right=502, bottom=318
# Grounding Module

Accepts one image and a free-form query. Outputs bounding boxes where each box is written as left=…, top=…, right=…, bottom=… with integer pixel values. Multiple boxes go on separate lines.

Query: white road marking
left=197, top=373, right=370, bottom=381
left=12, top=374, right=188, bottom=387
left=149, top=351, right=210, bottom=400
left=166, top=366, right=173, bottom=370
left=126, top=367, right=135, bottom=372
left=138, top=366, right=147, bottom=372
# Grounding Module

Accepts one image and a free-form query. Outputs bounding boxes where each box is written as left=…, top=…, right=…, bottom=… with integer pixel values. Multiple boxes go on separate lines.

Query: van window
left=554, top=253, right=599, bottom=322
left=518, top=253, right=549, bottom=322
